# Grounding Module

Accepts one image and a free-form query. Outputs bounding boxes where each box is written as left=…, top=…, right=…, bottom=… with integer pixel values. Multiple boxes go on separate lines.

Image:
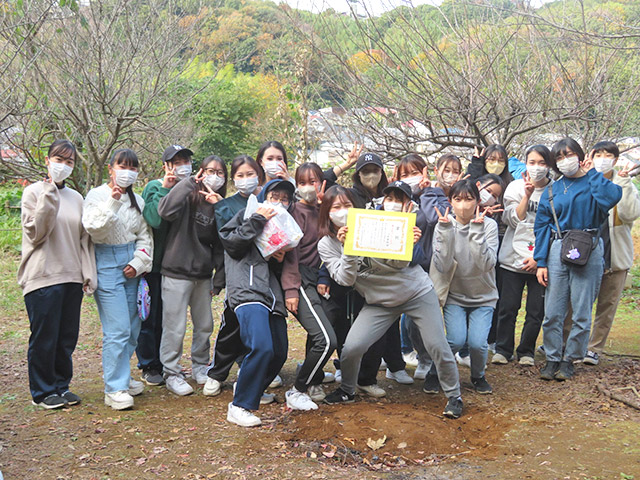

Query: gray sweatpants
left=160, top=275, right=214, bottom=377
left=340, top=289, right=460, bottom=398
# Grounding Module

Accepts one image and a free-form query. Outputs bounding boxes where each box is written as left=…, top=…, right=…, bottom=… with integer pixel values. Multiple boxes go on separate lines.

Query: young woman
left=318, top=185, right=463, bottom=419
left=430, top=179, right=499, bottom=395
left=19, top=140, right=97, bottom=409
left=467, top=144, right=514, bottom=188
left=83, top=149, right=153, bottom=410
left=534, top=138, right=622, bottom=381
left=434, top=154, right=463, bottom=196
left=157, top=155, right=227, bottom=396
left=493, top=145, right=552, bottom=366
left=348, top=152, right=389, bottom=209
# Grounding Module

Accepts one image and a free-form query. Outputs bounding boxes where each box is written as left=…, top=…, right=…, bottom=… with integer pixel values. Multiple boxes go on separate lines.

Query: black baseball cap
left=355, top=152, right=383, bottom=172
left=382, top=180, right=412, bottom=200
left=162, top=144, right=194, bottom=163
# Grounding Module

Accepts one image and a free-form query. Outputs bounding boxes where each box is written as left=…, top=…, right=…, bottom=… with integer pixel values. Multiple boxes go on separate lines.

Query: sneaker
left=414, top=362, right=430, bottom=380
left=286, top=388, right=318, bottom=410
left=536, top=345, right=545, bottom=355
left=203, top=377, right=222, bottom=397
left=402, top=351, right=419, bottom=367
left=104, top=391, right=134, bottom=410
left=260, top=392, right=275, bottom=405
left=539, top=361, right=560, bottom=380
left=227, top=402, right=261, bottom=427
left=385, top=368, right=414, bottom=385
left=61, top=391, right=81, bottom=406
left=129, top=378, right=145, bottom=396
left=455, top=352, right=471, bottom=368
left=165, top=374, right=194, bottom=396
left=334, top=369, right=342, bottom=384
left=32, top=394, right=68, bottom=410
left=488, top=343, right=496, bottom=354
left=554, top=360, right=574, bottom=381
left=379, top=360, right=387, bottom=371
left=308, top=384, right=326, bottom=402
left=322, top=371, right=335, bottom=383
left=471, top=376, right=493, bottom=394
left=356, top=383, right=386, bottom=398
left=583, top=351, right=599, bottom=366
left=323, top=387, right=355, bottom=405
left=141, top=369, right=165, bottom=386
left=491, top=353, right=509, bottom=365
left=422, top=374, right=440, bottom=394
left=269, top=375, right=283, bottom=389
left=191, top=365, right=209, bottom=385
left=518, top=356, right=535, bottom=367
left=443, top=396, right=463, bottom=419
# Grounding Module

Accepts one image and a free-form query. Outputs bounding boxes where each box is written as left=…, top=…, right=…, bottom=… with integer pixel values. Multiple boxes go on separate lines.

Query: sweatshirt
left=606, top=172, right=640, bottom=272
left=157, top=177, right=225, bottom=290
left=432, top=217, right=499, bottom=308
left=18, top=181, right=97, bottom=295
left=214, top=193, right=248, bottom=232
left=317, top=235, right=433, bottom=309
left=82, top=184, right=153, bottom=275
left=290, top=201, right=321, bottom=269
left=142, top=179, right=171, bottom=273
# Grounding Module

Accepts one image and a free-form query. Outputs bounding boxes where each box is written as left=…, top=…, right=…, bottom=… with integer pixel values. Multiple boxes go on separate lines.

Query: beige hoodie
left=608, top=173, right=640, bottom=272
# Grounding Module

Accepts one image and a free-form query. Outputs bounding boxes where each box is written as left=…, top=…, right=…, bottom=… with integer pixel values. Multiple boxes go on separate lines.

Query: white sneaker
left=334, top=369, right=342, bottom=383
left=166, top=374, right=194, bottom=396
left=191, top=365, right=209, bottom=385
left=105, top=391, right=134, bottom=410
left=455, top=352, right=471, bottom=368
left=286, top=388, right=318, bottom=411
left=357, top=384, right=386, bottom=398
left=203, top=377, right=222, bottom=396
left=322, top=371, right=335, bottom=383
left=260, top=392, right=275, bottom=405
left=491, top=353, right=509, bottom=365
left=402, top=351, right=419, bottom=367
left=518, top=356, right=535, bottom=366
left=269, top=375, right=283, bottom=389
left=227, top=402, right=261, bottom=427
left=385, top=368, right=414, bottom=385
left=414, top=362, right=431, bottom=380
left=129, top=378, right=144, bottom=396
left=308, top=384, right=326, bottom=402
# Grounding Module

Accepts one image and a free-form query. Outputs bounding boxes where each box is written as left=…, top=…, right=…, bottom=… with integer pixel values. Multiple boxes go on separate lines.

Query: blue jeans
left=543, top=238, right=603, bottom=362
left=444, top=304, right=494, bottom=379
left=94, top=243, right=140, bottom=393
left=400, top=313, right=413, bottom=354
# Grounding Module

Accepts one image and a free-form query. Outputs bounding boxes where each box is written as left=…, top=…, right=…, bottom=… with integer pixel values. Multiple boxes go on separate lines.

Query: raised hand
left=434, top=206, right=451, bottom=223
left=471, top=205, right=488, bottom=224
left=111, top=185, right=124, bottom=200
left=194, top=168, right=205, bottom=183
left=455, top=172, right=470, bottom=183
left=582, top=150, right=594, bottom=172
left=419, top=166, right=431, bottom=189
left=199, top=183, right=223, bottom=204
left=256, top=206, right=276, bottom=220
left=347, top=141, right=364, bottom=167
left=522, top=171, right=535, bottom=197
left=412, top=226, right=422, bottom=244
left=316, top=180, right=327, bottom=203
left=337, top=226, right=348, bottom=244
left=162, top=165, right=178, bottom=188
left=483, top=204, right=504, bottom=217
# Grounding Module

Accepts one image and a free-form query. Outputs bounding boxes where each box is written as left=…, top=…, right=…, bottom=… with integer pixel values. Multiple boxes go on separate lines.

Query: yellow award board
left=343, top=208, right=416, bottom=261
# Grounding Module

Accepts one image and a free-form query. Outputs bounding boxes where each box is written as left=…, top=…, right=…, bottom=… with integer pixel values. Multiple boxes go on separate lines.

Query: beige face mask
left=360, top=171, right=382, bottom=190
left=485, top=162, right=505, bottom=175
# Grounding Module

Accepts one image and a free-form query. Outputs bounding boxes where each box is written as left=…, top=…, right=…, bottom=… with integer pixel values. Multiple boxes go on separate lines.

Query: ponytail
left=126, top=186, right=141, bottom=213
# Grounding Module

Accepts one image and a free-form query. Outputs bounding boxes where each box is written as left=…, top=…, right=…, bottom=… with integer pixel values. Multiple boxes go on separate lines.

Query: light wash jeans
left=94, top=243, right=140, bottom=393
left=443, top=304, right=494, bottom=379
left=543, top=238, right=603, bottom=362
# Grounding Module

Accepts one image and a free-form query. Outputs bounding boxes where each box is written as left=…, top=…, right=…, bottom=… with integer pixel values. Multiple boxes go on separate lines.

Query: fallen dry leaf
left=366, top=435, right=387, bottom=451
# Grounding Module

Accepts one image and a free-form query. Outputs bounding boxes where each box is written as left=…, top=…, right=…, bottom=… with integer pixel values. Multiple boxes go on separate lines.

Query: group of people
left=18, top=136, right=640, bottom=427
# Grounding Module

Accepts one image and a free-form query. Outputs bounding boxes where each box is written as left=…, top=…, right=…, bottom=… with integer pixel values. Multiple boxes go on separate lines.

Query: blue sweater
left=533, top=168, right=622, bottom=267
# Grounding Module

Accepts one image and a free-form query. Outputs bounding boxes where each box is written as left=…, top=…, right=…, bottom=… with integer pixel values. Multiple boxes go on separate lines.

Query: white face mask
left=203, top=174, right=225, bottom=192
left=360, top=171, right=382, bottom=190
left=115, top=169, right=138, bottom=188
left=383, top=201, right=403, bottom=212
left=234, top=176, right=259, bottom=195
left=479, top=188, right=497, bottom=207
left=263, top=161, right=283, bottom=178
left=440, top=172, right=457, bottom=187
left=527, top=165, right=549, bottom=183
left=556, top=156, right=580, bottom=177
left=329, top=209, right=349, bottom=227
left=174, top=164, right=192, bottom=179
left=594, top=157, right=615, bottom=174
left=402, top=176, right=422, bottom=195
left=297, top=185, right=317, bottom=203
left=48, top=162, right=73, bottom=183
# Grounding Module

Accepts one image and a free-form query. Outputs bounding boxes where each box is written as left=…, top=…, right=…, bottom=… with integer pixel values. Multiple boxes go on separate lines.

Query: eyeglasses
left=267, top=191, right=291, bottom=205
left=204, top=169, right=225, bottom=177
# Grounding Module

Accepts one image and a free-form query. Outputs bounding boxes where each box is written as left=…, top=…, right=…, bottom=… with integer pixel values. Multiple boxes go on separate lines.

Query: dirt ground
left=1, top=256, right=640, bottom=479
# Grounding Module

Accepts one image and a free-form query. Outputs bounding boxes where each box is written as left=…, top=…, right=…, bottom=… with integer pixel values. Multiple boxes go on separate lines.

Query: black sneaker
left=61, top=391, right=81, bottom=406
left=471, top=376, right=493, bottom=395
left=539, top=361, right=560, bottom=380
left=422, top=374, right=440, bottom=394
left=141, top=369, right=165, bottom=386
left=32, top=394, right=68, bottom=410
left=554, top=360, right=574, bottom=381
left=443, top=396, right=463, bottom=419
left=323, top=388, right=355, bottom=405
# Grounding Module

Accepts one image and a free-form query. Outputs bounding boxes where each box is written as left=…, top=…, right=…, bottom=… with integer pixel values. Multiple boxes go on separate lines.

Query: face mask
left=297, top=185, right=317, bottom=203
left=360, top=171, right=382, bottom=190
left=556, top=156, right=580, bottom=177
left=329, top=209, right=349, bottom=227
left=234, top=176, right=259, bottom=195
left=174, top=164, right=192, bottom=179
left=203, top=174, right=225, bottom=192
left=48, top=162, right=73, bottom=183
left=455, top=203, right=477, bottom=221
left=479, top=188, right=496, bottom=207
left=403, top=176, right=422, bottom=195
left=440, top=172, right=457, bottom=187
left=594, top=157, right=615, bottom=174
left=383, top=201, right=403, bottom=212
left=485, top=162, right=505, bottom=175
left=527, top=165, right=549, bottom=183
left=263, top=161, right=283, bottom=178
left=115, top=169, right=138, bottom=188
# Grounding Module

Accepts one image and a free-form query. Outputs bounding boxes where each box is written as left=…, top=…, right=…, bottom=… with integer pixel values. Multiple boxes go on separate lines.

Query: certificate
left=343, top=208, right=415, bottom=261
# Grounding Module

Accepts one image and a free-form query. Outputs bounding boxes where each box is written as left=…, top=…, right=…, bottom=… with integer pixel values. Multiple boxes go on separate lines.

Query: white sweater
left=82, top=184, right=153, bottom=275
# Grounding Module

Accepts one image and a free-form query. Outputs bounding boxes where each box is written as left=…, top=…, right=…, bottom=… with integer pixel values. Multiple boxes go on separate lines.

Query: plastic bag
left=244, top=195, right=303, bottom=258
left=137, top=276, right=151, bottom=321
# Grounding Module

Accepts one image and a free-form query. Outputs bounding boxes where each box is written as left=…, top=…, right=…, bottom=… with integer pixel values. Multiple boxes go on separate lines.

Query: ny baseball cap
left=161, top=144, right=194, bottom=163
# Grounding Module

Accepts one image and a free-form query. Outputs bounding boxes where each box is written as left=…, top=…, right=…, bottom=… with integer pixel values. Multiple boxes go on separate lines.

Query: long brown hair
left=318, top=185, right=356, bottom=238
